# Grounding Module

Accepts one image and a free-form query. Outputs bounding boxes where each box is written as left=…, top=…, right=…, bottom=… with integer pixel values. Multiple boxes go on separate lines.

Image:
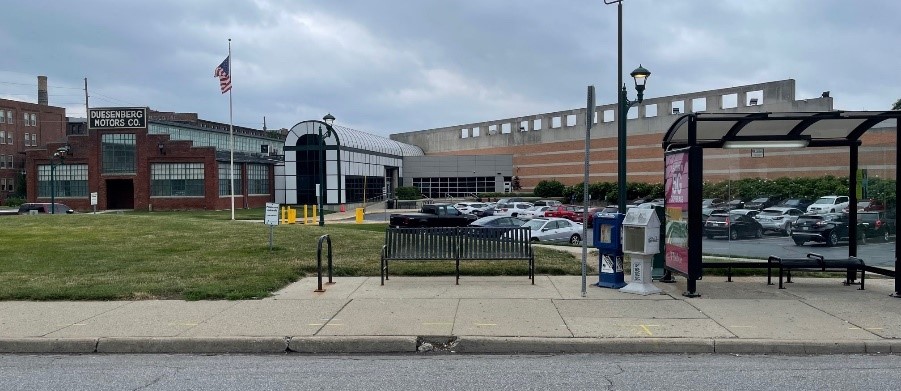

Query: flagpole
left=228, top=38, right=235, bottom=221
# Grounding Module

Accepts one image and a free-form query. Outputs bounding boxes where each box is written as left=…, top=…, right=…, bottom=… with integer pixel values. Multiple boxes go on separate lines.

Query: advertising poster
left=664, top=150, right=689, bottom=274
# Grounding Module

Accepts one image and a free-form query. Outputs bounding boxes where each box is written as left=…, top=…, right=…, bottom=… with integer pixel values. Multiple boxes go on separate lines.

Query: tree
left=533, top=180, right=565, bottom=197
left=893, top=98, right=901, bottom=111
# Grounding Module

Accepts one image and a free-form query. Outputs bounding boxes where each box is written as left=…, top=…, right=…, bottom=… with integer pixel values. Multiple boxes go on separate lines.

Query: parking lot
left=702, top=233, right=895, bottom=268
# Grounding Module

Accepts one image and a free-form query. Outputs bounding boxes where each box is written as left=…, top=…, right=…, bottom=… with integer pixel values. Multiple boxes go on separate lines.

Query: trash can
left=386, top=199, right=397, bottom=209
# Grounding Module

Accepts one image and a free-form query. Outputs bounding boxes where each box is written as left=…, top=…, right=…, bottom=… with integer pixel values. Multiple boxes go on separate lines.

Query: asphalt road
left=2, top=354, right=899, bottom=390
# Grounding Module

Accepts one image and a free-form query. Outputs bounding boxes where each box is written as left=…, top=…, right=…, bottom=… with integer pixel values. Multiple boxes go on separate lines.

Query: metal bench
left=381, top=227, right=534, bottom=285
left=767, top=253, right=865, bottom=290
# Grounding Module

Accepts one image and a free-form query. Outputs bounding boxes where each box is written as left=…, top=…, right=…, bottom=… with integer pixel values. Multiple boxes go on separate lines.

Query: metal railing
left=314, top=234, right=334, bottom=292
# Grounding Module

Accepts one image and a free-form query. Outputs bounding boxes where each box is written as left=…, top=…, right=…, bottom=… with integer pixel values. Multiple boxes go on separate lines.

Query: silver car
left=756, top=207, right=805, bottom=235
left=517, top=217, right=584, bottom=244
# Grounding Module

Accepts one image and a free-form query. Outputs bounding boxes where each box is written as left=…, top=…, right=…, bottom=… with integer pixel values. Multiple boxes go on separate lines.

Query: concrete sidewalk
left=1, top=275, right=899, bottom=354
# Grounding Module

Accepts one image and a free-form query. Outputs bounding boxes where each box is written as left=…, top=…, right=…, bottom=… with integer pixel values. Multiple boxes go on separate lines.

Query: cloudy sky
left=1, top=0, right=898, bottom=136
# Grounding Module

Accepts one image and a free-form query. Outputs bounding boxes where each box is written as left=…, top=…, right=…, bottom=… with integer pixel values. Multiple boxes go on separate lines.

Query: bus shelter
left=661, top=111, right=900, bottom=297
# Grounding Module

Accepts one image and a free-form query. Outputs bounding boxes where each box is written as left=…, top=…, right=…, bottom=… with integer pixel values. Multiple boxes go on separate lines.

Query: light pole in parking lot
left=49, top=145, right=70, bottom=214
left=605, top=0, right=651, bottom=213
left=318, top=113, right=336, bottom=227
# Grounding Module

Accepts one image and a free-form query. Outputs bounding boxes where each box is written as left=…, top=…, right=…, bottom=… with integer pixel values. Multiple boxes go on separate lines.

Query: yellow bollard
left=288, top=207, right=297, bottom=224
left=312, top=205, right=318, bottom=223
left=280, top=206, right=287, bottom=224
left=355, top=208, right=364, bottom=224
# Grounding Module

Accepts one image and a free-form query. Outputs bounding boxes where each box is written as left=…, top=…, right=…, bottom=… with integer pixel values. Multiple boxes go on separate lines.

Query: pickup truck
left=389, top=203, right=478, bottom=228
left=543, top=205, right=583, bottom=222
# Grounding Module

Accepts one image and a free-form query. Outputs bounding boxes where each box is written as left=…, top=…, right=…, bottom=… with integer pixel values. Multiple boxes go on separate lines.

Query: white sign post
left=265, top=202, right=280, bottom=251
left=90, top=192, right=98, bottom=214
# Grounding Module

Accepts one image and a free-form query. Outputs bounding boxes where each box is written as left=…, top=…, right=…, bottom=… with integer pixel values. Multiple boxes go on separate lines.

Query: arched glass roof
left=286, top=120, right=424, bottom=157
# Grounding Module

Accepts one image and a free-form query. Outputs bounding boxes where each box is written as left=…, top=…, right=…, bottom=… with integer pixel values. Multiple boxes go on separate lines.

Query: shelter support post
left=895, top=119, right=900, bottom=298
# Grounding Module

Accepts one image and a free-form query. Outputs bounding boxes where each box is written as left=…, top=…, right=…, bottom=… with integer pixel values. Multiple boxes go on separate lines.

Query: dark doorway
left=106, top=179, right=134, bottom=209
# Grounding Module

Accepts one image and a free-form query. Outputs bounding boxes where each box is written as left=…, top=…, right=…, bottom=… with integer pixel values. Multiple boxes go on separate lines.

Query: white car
left=806, top=195, right=850, bottom=214
left=756, top=207, right=805, bottom=235
left=454, top=202, right=490, bottom=215
left=493, top=202, right=534, bottom=218
left=521, top=206, right=552, bottom=220
left=517, top=217, right=584, bottom=244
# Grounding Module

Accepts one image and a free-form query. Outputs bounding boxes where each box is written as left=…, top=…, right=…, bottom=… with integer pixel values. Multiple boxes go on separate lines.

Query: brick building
left=0, top=81, right=68, bottom=204
left=24, top=107, right=281, bottom=211
left=390, top=80, right=897, bottom=193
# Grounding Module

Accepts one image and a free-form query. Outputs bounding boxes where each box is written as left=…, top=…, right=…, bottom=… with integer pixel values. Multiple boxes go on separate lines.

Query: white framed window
left=0, top=131, right=5, bottom=144
left=0, top=110, right=5, bottom=123
left=23, top=113, right=28, bottom=126
left=24, top=133, right=29, bottom=146
left=30, top=113, right=36, bottom=126
left=31, top=133, right=36, bottom=146
left=6, top=131, right=11, bottom=144
left=7, top=111, right=12, bottom=124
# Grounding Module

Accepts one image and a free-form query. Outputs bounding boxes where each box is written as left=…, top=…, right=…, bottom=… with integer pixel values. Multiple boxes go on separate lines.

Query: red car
left=544, top=205, right=584, bottom=222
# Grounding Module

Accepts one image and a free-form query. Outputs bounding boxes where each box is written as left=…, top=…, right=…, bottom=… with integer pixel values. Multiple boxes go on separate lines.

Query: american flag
left=214, top=56, right=232, bottom=93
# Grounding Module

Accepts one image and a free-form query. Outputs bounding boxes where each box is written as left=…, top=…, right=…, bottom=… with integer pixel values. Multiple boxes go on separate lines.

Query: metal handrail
left=315, top=234, right=334, bottom=292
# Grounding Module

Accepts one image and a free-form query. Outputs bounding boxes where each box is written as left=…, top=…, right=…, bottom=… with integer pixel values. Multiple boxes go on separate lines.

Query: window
left=24, top=133, right=29, bottom=146
left=0, top=131, right=5, bottom=144
left=0, top=110, right=4, bottom=123
left=247, top=164, right=270, bottom=195
left=37, top=164, right=89, bottom=197
left=151, top=163, right=205, bottom=197
left=218, top=163, right=242, bottom=196
left=0, top=155, right=6, bottom=169
left=23, top=113, right=28, bottom=126
left=101, top=133, right=136, bottom=174
left=6, top=110, right=12, bottom=124
left=30, top=113, right=36, bottom=126
left=30, top=133, right=36, bottom=146
left=6, top=131, right=11, bottom=144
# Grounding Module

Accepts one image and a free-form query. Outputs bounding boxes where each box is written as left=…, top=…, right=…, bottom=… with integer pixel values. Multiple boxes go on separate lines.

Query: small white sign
left=90, top=192, right=98, bottom=206
left=751, top=148, right=764, bottom=158
left=264, top=203, right=280, bottom=226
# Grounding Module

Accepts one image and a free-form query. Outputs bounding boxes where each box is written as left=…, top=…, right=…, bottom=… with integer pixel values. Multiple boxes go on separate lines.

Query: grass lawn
left=0, top=209, right=582, bottom=300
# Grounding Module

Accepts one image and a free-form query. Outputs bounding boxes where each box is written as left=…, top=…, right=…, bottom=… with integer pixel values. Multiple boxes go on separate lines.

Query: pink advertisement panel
left=664, top=151, right=689, bottom=274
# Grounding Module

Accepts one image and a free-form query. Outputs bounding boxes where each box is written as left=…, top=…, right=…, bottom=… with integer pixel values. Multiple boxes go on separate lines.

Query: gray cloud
left=1, top=0, right=898, bottom=136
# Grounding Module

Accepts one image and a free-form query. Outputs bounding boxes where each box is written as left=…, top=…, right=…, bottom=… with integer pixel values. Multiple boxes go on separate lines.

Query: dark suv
left=704, top=213, right=763, bottom=240
left=744, top=196, right=781, bottom=210
left=791, top=213, right=858, bottom=246
left=858, top=211, right=894, bottom=242
left=17, top=203, right=74, bottom=214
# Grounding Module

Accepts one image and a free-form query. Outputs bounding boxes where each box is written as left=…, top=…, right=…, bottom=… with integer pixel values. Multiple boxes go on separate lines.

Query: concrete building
left=0, top=76, right=68, bottom=204
left=390, top=79, right=897, bottom=191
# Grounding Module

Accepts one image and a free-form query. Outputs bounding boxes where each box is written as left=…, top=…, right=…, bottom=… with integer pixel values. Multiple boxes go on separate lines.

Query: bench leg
left=727, top=267, right=732, bottom=282
left=456, top=259, right=460, bottom=285
left=786, top=270, right=793, bottom=283
left=380, top=258, right=386, bottom=285
left=779, top=267, right=785, bottom=289
left=767, top=264, right=773, bottom=286
left=859, top=269, right=865, bottom=290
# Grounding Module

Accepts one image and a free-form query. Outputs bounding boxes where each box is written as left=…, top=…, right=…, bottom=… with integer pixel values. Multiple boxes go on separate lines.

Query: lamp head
left=322, top=113, right=335, bottom=126
left=630, top=64, right=650, bottom=102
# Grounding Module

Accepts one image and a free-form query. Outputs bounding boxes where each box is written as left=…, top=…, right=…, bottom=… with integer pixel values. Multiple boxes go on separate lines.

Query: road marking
left=639, top=325, right=654, bottom=336
left=729, top=326, right=755, bottom=328
left=475, top=323, right=497, bottom=327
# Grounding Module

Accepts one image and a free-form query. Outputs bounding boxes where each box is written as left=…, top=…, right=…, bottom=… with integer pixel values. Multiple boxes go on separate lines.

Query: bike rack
left=315, top=234, right=335, bottom=292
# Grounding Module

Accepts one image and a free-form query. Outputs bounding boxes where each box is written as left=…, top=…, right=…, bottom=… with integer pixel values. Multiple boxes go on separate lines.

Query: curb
left=1, top=337, right=899, bottom=354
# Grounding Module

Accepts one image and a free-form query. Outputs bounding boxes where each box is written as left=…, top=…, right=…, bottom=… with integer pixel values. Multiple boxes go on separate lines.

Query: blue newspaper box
left=593, top=212, right=627, bottom=289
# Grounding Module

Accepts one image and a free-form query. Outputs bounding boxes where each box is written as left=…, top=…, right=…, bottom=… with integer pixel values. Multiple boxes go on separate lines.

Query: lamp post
left=49, top=145, right=70, bottom=214
left=607, top=0, right=651, bottom=213
left=318, top=113, right=336, bottom=227
left=616, top=65, right=650, bottom=212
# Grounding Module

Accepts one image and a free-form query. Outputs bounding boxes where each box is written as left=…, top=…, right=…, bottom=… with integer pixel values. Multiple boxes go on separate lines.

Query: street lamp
left=318, top=113, right=336, bottom=226
left=49, top=145, right=70, bottom=214
left=616, top=65, right=651, bottom=212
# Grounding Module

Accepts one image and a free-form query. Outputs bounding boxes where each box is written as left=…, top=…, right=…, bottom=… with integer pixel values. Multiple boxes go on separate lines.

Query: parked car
left=532, top=200, right=562, bottom=207
left=704, top=212, right=763, bottom=240
left=495, top=197, right=525, bottom=205
left=723, top=199, right=746, bottom=210
left=701, top=207, right=728, bottom=223
left=586, top=206, right=619, bottom=226
left=729, top=208, right=760, bottom=219
left=469, top=216, right=527, bottom=228
left=843, top=199, right=886, bottom=213
left=514, top=217, right=584, bottom=244
left=454, top=202, right=490, bottom=215
left=806, top=195, right=850, bottom=214
left=744, top=196, right=781, bottom=210
left=755, top=207, right=805, bottom=235
left=702, top=198, right=726, bottom=208
left=521, top=205, right=552, bottom=220
left=857, top=211, right=894, bottom=242
left=493, top=202, right=533, bottom=218
left=791, top=213, right=859, bottom=246
left=17, top=203, right=74, bottom=214
left=472, top=203, right=497, bottom=217
left=389, top=204, right=477, bottom=228
left=544, top=205, right=584, bottom=222
left=776, top=198, right=814, bottom=212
